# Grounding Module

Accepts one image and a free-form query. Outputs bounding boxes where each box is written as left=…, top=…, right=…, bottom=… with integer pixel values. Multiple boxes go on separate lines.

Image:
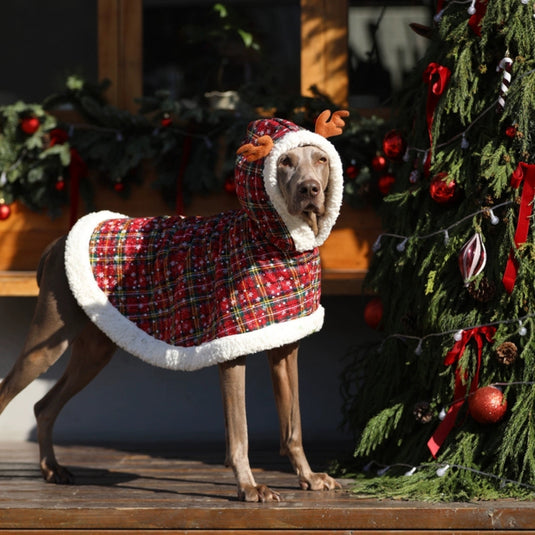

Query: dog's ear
left=236, top=135, right=274, bottom=162
left=315, top=110, right=350, bottom=138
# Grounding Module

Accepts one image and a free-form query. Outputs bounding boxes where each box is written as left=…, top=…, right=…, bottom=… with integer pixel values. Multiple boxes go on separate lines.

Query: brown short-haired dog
left=0, top=113, right=347, bottom=501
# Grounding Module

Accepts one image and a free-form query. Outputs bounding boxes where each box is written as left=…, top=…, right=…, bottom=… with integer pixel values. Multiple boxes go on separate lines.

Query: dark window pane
left=0, top=0, right=97, bottom=104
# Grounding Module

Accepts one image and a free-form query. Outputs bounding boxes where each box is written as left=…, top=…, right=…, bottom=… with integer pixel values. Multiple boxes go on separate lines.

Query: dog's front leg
left=218, top=356, right=281, bottom=502
left=267, top=342, right=341, bottom=492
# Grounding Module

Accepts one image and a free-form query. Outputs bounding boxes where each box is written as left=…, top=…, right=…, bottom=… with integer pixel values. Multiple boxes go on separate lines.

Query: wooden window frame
left=97, top=0, right=348, bottom=109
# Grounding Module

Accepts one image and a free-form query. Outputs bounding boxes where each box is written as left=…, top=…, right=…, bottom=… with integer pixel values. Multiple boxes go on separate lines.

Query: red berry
left=21, top=116, right=40, bottom=135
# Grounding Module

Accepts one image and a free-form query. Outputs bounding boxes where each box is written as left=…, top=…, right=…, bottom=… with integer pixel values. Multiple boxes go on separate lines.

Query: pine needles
left=340, top=1, right=535, bottom=501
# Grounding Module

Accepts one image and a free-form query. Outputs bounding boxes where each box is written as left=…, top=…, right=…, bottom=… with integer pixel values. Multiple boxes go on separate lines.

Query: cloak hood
left=235, top=117, right=344, bottom=252
left=64, top=113, right=345, bottom=371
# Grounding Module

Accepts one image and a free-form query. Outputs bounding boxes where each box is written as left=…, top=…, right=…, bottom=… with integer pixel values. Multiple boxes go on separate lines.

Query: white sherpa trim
left=65, top=210, right=325, bottom=372
left=264, top=130, right=344, bottom=252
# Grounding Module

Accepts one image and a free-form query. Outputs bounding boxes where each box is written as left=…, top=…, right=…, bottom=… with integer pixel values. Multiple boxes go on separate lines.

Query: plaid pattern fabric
left=89, top=211, right=321, bottom=347
left=68, top=115, right=345, bottom=367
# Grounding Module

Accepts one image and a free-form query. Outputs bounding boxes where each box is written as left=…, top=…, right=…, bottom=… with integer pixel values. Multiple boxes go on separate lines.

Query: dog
left=0, top=112, right=347, bottom=502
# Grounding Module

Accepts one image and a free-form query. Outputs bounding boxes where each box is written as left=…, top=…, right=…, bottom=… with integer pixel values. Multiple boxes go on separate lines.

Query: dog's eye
left=317, top=156, right=328, bottom=164
left=279, top=156, right=292, bottom=167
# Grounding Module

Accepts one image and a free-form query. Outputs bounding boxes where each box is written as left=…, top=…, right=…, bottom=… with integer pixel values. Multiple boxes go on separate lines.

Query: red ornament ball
left=0, top=203, right=11, bottom=220
left=345, top=165, right=359, bottom=180
left=55, top=179, right=66, bottom=192
left=505, top=125, right=517, bottom=138
left=160, top=115, right=172, bottom=128
left=371, top=154, right=388, bottom=173
left=430, top=172, right=457, bottom=204
left=20, top=116, right=41, bottom=135
left=468, top=386, right=507, bottom=424
left=378, top=173, right=395, bottom=195
left=364, top=297, right=383, bottom=329
left=114, top=182, right=125, bottom=192
left=382, top=130, right=406, bottom=161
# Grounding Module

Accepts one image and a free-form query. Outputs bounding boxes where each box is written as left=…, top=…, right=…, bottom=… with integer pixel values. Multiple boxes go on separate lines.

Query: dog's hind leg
left=219, top=356, right=281, bottom=502
left=268, top=342, right=341, bottom=492
left=34, top=322, right=116, bottom=483
left=0, top=238, right=85, bottom=416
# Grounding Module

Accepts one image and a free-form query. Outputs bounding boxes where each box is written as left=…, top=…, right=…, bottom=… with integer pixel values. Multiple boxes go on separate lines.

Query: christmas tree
left=341, top=0, right=535, bottom=500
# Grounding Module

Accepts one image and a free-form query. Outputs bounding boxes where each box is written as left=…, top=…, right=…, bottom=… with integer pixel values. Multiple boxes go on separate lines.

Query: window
left=0, top=0, right=97, bottom=104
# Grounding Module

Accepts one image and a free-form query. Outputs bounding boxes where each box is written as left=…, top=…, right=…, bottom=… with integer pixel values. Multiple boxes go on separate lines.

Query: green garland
left=0, top=76, right=387, bottom=218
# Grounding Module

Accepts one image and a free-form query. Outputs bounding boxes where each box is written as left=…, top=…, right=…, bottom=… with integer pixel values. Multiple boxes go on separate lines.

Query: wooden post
left=98, top=0, right=142, bottom=112
left=300, top=0, right=348, bottom=106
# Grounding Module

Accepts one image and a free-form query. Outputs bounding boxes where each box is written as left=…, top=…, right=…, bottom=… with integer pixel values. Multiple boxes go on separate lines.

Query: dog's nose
left=299, top=180, right=320, bottom=198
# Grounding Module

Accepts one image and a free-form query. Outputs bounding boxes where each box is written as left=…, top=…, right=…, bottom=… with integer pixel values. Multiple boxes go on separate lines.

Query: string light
left=488, top=208, right=500, bottom=225
left=518, top=320, right=527, bottom=336
left=436, top=464, right=450, bottom=477
left=372, top=200, right=512, bottom=253
left=383, top=312, right=535, bottom=357
left=402, top=66, right=535, bottom=163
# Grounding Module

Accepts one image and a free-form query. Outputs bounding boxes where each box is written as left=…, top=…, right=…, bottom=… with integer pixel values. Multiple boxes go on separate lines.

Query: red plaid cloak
left=65, top=118, right=343, bottom=370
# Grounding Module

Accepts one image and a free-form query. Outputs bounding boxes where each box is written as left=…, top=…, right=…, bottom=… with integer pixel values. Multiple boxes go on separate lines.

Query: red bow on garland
left=422, top=63, right=451, bottom=175
left=502, top=162, right=535, bottom=294
left=427, top=325, right=496, bottom=458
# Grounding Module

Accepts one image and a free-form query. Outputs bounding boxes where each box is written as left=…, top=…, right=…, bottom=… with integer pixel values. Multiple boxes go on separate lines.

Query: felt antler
left=236, top=135, right=274, bottom=162
left=315, top=109, right=350, bottom=138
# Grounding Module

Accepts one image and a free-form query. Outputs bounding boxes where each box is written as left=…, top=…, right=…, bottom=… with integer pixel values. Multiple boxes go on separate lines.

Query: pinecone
left=467, top=277, right=496, bottom=302
left=496, top=341, right=517, bottom=366
left=413, top=401, right=433, bottom=424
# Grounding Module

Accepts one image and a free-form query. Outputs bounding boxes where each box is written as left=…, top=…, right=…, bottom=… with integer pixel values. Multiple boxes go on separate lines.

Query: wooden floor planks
left=0, top=441, right=533, bottom=533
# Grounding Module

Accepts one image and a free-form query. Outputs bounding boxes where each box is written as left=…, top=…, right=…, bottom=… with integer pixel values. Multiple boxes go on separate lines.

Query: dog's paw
left=299, top=472, right=341, bottom=491
left=40, top=459, right=75, bottom=484
left=238, top=484, right=281, bottom=502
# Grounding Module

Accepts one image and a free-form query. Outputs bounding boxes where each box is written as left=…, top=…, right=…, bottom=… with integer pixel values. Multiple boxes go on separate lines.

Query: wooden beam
left=300, top=0, right=348, bottom=106
left=98, top=0, right=142, bottom=112
left=0, top=272, right=38, bottom=296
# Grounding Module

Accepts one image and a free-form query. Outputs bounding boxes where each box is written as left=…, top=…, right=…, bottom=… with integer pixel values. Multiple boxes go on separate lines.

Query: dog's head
left=276, top=146, right=330, bottom=236
left=235, top=110, right=348, bottom=252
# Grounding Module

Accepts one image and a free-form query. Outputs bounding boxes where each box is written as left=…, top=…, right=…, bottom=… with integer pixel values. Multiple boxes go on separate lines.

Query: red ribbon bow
left=422, top=63, right=451, bottom=175
left=427, top=325, right=496, bottom=458
left=502, top=162, right=535, bottom=294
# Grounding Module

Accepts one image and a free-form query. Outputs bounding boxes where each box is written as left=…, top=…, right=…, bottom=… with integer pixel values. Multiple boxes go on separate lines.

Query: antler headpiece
left=236, top=109, right=349, bottom=162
